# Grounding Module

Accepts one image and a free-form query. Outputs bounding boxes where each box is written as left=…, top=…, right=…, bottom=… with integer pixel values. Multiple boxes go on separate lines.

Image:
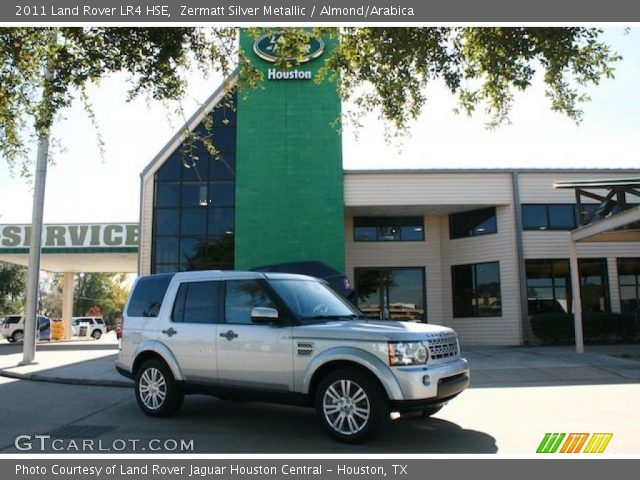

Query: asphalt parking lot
left=1, top=338, right=639, bottom=453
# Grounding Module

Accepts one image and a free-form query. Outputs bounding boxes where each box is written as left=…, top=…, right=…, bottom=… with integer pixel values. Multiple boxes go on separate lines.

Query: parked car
left=2, top=315, right=50, bottom=343
left=116, top=271, right=469, bottom=443
left=71, top=317, right=106, bottom=339
left=250, top=260, right=357, bottom=303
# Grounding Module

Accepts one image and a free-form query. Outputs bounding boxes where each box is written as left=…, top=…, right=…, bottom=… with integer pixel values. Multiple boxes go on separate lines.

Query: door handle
left=220, top=330, right=238, bottom=341
left=162, top=327, right=177, bottom=337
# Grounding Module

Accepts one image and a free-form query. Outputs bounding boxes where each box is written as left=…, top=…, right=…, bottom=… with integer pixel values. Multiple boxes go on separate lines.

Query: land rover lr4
left=116, top=271, right=469, bottom=443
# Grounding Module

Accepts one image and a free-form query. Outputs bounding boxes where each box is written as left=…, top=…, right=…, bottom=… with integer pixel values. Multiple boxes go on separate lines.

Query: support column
left=569, top=237, right=584, bottom=353
left=62, top=271, right=74, bottom=340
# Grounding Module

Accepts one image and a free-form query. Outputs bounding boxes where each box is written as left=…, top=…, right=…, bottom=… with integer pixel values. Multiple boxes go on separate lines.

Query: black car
left=250, top=261, right=356, bottom=303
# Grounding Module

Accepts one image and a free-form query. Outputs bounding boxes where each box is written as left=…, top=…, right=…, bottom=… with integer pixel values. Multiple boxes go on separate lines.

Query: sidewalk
left=1, top=334, right=639, bottom=388
left=0, top=332, right=131, bottom=387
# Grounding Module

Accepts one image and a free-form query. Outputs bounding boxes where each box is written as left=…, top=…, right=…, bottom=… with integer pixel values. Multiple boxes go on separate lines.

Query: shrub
left=530, top=312, right=639, bottom=344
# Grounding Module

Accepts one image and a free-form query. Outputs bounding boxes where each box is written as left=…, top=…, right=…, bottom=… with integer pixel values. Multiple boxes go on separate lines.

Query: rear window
left=95, top=319, right=104, bottom=324
left=127, top=274, right=174, bottom=318
left=4, top=316, right=22, bottom=324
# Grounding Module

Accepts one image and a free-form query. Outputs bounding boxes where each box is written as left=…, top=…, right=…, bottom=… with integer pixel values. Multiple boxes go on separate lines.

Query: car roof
left=169, top=270, right=320, bottom=282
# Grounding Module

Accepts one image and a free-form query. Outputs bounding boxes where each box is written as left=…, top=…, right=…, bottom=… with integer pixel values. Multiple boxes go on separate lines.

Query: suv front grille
left=426, top=334, right=459, bottom=360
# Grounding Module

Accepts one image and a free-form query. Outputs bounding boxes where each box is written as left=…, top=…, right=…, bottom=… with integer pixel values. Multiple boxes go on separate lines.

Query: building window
left=522, top=204, right=577, bottom=230
left=449, top=207, right=497, bottom=239
left=353, top=217, right=424, bottom=242
left=354, top=267, right=426, bottom=322
left=526, top=259, right=572, bottom=314
left=452, top=261, right=501, bottom=317
left=618, top=258, right=640, bottom=313
left=152, top=98, right=236, bottom=274
left=579, top=258, right=610, bottom=313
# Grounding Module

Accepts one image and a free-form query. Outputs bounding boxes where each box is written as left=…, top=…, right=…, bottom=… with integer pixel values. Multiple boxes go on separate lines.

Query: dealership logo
left=253, top=33, right=325, bottom=63
left=536, top=433, right=613, bottom=453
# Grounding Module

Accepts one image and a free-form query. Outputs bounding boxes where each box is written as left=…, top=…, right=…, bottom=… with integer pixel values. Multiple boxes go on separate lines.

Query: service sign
left=253, top=33, right=325, bottom=63
left=0, top=224, right=139, bottom=249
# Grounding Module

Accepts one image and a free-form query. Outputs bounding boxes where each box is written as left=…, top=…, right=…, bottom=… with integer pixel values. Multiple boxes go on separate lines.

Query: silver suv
left=116, top=271, right=469, bottom=443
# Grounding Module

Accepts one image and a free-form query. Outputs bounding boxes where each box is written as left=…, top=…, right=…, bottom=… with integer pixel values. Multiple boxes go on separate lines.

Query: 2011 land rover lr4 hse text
left=116, top=271, right=469, bottom=443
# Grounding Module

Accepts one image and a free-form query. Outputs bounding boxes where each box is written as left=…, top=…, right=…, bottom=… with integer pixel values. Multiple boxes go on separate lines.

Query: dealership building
left=135, top=31, right=640, bottom=346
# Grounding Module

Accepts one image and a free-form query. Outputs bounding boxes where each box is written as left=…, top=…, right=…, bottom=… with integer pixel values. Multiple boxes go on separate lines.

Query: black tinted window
left=172, top=281, right=222, bottom=324
left=225, top=280, right=276, bottom=325
left=354, top=217, right=424, bottom=242
left=4, top=316, right=22, bottom=324
left=449, top=208, right=497, bottom=239
left=127, top=274, right=174, bottom=318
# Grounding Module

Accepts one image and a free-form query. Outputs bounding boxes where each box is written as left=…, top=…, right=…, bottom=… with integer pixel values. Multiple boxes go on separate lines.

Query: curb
left=0, top=370, right=133, bottom=388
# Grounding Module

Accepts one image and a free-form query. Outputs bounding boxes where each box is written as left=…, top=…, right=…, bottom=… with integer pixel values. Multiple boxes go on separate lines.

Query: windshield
left=269, top=279, right=360, bottom=322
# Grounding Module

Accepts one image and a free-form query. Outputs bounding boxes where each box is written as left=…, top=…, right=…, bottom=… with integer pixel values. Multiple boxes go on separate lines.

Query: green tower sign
left=234, top=30, right=345, bottom=272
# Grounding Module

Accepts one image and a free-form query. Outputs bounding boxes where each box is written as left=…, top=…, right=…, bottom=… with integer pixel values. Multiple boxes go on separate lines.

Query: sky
left=0, top=27, right=638, bottom=225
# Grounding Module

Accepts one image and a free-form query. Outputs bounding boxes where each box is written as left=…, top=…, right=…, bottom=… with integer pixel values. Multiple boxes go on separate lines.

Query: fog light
left=422, top=375, right=431, bottom=386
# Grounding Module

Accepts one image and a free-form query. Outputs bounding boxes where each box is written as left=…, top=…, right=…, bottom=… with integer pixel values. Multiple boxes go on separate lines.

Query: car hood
left=293, top=319, right=456, bottom=342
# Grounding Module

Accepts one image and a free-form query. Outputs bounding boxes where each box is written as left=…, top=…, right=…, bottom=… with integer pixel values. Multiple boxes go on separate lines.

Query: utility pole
left=21, top=29, right=55, bottom=365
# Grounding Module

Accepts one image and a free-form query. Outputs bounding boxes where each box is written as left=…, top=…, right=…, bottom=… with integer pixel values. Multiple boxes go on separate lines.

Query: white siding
left=345, top=216, right=444, bottom=324
left=440, top=205, right=522, bottom=345
left=345, top=173, right=512, bottom=206
left=139, top=175, right=154, bottom=275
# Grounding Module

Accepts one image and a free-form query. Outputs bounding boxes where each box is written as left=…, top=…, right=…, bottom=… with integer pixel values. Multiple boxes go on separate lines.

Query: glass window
left=154, top=237, right=179, bottom=264
left=618, top=258, right=640, bottom=313
left=156, top=155, right=181, bottom=181
left=452, top=262, right=501, bottom=317
left=209, top=182, right=235, bottom=207
left=449, top=208, right=497, bottom=239
left=354, top=267, right=426, bottom=322
left=127, top=274, right=174, bottom=318
left=224, top=280, right=277, bottom=325
left=180, top=209, right=207, bottom=236
left=354, top=217, right=424, bottom=242
left=155, top=183, right=181, bottom=208
left=269, top=279, right=358, bottom=320
left=579, top=258, right=610, bottom=313
left=155, top=209, right=180, bottom=236
left=526, top=259, right=572, bottom=314
left=172, top=281, right=222, bottom=324
left=522, top=204, right=577, bottom=230
left=152, top=103, right=237, bottom=275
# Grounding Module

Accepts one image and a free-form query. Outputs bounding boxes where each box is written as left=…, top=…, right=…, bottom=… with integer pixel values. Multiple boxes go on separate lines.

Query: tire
left=315, top=367, right=389, bottom=443
left=91, top=329, right=102, bottom=340
left=6, top=337, right=14, bottom=343
left=421, top=404, right=444, bottom=418
left=12, top=330, right=24, bottom=343
left=135, top=359, right=184, bottom=417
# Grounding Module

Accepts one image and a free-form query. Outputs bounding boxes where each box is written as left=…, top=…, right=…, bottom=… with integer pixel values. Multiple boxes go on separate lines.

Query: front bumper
left=390, top=357, right=470, bottom=402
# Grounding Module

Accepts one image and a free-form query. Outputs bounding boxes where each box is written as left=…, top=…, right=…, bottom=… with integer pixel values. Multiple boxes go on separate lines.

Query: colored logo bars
left=537, top=433, right=613, bottom=453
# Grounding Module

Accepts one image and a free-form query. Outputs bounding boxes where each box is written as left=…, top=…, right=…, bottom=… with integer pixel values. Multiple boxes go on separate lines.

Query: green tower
left=234, top=30, right=345, bottom=272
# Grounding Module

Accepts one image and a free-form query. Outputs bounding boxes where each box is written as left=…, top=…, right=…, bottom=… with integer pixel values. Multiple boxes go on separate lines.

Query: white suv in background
left=117, top=270, right=469, bottom=443
left=71, top=317, right=106, bottom=339
left=2, top=315, right=50, bottom=343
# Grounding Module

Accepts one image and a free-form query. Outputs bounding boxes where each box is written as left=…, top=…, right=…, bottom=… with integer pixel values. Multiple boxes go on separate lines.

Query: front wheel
left=135, top=359, right=184, bottom=417
left=315, top=367, right=389, bottom=443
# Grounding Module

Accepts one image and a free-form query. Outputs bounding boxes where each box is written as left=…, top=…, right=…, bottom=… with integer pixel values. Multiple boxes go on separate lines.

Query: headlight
left=388, top=341, right=428, bottom=366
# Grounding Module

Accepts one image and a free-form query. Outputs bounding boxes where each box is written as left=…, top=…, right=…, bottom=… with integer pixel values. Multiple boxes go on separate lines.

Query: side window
left=172, top=281, right=222, bottom=324
left=224, top=280, right=276, bottom=325
left=127, top=274, right=174, bottom=318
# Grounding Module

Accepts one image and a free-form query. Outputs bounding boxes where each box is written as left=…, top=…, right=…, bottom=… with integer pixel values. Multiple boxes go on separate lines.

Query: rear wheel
left=91, top=329, right=102, bottom=340
left=12, top=330, right=24, bottom=343
left=315, top=367, right=389, bottom=443
left=135, top=359, right=184, bottom=417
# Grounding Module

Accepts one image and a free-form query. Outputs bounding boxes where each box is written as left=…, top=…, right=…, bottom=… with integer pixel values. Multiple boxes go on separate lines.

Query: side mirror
left=251, top=307, right=279, bottom=324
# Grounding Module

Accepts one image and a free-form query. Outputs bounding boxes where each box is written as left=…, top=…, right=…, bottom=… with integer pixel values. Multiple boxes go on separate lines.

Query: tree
left=74, top=273, right=130, bottom=326
left=0, top=27, right=621, bottom=173
left=0, top=262, right=26, bottom=315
